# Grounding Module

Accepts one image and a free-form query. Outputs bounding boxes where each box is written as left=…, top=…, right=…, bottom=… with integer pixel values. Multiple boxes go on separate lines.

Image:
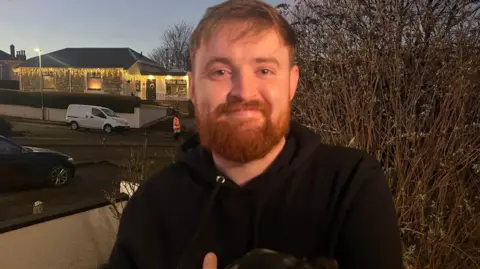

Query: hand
left=203, top=252, right=218, bottom=269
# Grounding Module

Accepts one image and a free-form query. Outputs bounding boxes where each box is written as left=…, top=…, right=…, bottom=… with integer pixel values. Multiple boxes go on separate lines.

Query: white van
left=65, top=104, right=130, bottom=134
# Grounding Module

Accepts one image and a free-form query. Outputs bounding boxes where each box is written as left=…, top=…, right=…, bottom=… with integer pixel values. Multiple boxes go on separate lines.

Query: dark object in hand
left=224, top=249, right=338, bottom=269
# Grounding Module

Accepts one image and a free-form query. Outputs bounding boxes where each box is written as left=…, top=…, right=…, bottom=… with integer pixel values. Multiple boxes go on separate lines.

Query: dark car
left=0, top=136, right=76, bottom=192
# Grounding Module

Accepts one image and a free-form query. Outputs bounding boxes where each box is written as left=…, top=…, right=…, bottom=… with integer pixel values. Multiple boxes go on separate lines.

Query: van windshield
left=101, top=108, right=118, bottom=117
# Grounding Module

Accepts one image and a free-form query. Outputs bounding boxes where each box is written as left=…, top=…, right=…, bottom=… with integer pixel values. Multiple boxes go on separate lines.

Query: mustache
left=214, top=100, right=270, bottom=115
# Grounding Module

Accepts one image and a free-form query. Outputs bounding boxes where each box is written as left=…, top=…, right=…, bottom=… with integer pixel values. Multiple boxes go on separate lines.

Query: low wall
left=0, top=104, right=42, bottom=120
left=0, top=104, right=167, bottom=128
left=138, top=106, right=167, bottom=127
left=0, top=201, right=126, bottom=269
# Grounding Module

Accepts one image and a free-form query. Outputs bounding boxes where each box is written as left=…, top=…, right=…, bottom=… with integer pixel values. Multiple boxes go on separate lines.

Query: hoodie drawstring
left=176, top=176, right=225, bottom=269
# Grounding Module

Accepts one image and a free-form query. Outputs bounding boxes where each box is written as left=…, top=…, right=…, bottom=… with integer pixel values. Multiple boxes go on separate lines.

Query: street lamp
left=35, top=48, right=44, bottom=120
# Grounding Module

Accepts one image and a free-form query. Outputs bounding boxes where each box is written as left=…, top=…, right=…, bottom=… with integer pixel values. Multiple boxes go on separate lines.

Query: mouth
left=225, top=109, right=262, bottom=118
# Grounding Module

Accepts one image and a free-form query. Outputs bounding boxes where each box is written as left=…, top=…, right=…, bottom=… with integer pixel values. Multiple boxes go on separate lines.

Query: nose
left=229, top=70, right=258, bottom=100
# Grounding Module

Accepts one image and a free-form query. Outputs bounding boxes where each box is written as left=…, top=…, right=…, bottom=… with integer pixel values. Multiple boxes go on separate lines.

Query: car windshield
left=101, top=108, right=118, bottom=117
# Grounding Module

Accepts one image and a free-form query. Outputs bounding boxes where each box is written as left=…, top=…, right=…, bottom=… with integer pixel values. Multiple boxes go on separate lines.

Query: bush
left=279, top=1, right=480, bottom=268
left=0, top=90, right=144, bottom=113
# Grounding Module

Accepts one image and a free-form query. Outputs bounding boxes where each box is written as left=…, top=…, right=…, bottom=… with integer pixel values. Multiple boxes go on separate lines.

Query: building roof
left=0, top=50, right=15, bottom=61
left=137, top=63, right=187, bottom=76
left=139, top=70, right=188, bottom=76
left=17, top=48, right=158, bottom=69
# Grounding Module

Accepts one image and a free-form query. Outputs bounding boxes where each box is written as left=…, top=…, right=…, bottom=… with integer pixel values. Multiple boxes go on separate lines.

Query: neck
left=212, top=137, right=286, bottom=186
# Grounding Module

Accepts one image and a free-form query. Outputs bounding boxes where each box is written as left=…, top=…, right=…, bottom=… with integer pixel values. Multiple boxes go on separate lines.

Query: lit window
left=87, top=72, right=102, bottom=91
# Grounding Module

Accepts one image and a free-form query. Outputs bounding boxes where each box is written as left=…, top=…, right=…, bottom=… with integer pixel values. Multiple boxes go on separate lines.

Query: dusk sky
left=1, top=0, right=285, bottom=59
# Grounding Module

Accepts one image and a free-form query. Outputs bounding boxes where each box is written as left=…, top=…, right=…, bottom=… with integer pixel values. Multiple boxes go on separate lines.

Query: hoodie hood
left=174, top=120, right=321, bottom=188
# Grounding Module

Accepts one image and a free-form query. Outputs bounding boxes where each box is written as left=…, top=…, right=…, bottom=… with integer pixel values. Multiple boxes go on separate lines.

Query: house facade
left=0, top=45, right=26, bottom=81
left=14, top=48, right=189, bottom=101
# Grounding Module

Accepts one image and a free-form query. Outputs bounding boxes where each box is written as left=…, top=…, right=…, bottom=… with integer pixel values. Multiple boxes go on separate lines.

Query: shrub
left=279, top=1, right=480, bottom=268
left=105, top=138, right=176, bottom=220
left=0, top=90, right=144, bottom=113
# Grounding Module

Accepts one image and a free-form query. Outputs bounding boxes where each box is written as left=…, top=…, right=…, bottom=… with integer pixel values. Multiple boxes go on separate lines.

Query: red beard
left=196, top=99, right=290, bottom=163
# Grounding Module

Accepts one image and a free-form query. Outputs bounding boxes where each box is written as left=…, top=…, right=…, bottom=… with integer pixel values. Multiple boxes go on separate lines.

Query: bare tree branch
left=149, top=21, right=194, bottom=70
left=278, top=0, right=480, bottom=268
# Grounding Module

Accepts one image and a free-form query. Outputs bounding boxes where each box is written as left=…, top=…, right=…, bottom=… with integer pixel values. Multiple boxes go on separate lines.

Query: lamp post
left=35, top=48, right=44, bottom=120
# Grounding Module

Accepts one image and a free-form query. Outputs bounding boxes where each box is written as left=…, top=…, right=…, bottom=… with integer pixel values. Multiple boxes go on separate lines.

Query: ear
left=187, top=71, right=195, bottom=102
left=289, top=65, right=299, bottom=101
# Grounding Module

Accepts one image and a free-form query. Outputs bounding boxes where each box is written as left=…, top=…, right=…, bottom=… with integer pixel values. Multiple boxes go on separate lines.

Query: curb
left=76, top=160, right=124, bottom=168
left=20, top=143, right=178, bottom=148
left=76, top=157, right=173, bottom=167
left=76, top=159, right=173, bottom=173
left=3, top=116, right=66, bottom=126
left=13, top=140, right=179, bottom=148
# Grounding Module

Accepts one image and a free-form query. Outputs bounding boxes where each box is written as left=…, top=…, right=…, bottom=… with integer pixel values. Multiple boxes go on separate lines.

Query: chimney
left=10, top=44, right=15, bottom=59
left=15, top=50, right=26, bottom=61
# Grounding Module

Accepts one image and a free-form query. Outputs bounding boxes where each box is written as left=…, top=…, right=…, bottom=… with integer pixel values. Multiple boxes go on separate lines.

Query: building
left=14, top=47, right=189, bottom=100
left=0, top=44, right=26, bottom=81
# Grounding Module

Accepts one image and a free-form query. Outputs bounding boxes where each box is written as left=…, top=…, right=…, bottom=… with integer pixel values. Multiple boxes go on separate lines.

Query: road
left=0, top=118, right=180, bottom=225
left=0, top=163, right=121, bottom=222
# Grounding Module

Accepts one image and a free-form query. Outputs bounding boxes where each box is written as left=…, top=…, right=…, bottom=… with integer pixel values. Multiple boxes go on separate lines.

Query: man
left=173, top=113, right=181, bottom=140
left=108, top=1, right=403, bottom=269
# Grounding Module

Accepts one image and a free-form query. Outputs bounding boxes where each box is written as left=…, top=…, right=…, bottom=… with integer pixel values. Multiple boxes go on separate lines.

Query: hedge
left=0, top=90, right=156, bottom=113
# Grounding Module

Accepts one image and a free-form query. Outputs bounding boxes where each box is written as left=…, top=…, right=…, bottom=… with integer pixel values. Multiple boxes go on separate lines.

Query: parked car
left=65, top=104, right=130, bottom=134
left=0, top=135, right=75, bottom=191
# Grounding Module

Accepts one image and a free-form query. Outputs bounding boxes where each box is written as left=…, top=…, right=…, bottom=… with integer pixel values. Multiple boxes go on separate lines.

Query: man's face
left=189, top=21, right=299, bottom=163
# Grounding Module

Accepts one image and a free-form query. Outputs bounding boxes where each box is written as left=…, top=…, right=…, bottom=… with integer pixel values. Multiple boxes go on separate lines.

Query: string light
left=14, top=67, right=189, bottom=96
left=15, top=68, right=125, bottom=78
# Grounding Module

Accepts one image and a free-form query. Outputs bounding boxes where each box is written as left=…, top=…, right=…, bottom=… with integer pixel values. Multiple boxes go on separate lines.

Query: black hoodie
left=108, top=121, right=403, bottom=269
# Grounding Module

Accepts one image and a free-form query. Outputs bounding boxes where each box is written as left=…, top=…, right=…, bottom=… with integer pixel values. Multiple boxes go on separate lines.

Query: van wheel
left=70, top=121, right=79, bottom=131
left=104, top=124, right=113, bottom=134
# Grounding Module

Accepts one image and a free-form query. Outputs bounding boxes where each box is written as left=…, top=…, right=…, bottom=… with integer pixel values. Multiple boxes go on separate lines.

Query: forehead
left=196, top=22, right=289, bottom=64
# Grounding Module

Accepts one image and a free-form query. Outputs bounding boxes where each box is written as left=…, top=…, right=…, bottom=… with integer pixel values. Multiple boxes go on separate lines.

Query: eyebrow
left=203, top=57, right=281, bottom=71
left=254, top=57, right=281, bottom=67
left=204, top=57, right=233, bottom=71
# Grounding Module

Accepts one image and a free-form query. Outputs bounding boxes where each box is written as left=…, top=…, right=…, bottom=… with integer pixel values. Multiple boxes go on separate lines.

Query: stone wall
left=70, top=73, right=85, bottom=93
left=102, top=74, right=123, bottom=95
left=55, top=72, right=69, bottom=91
left=21, top=72, right=41, bottom=91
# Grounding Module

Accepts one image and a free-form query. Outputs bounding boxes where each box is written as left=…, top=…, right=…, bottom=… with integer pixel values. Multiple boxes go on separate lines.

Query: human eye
left=209, top=69, right=231, bottom=80
left=257, top=68, right=275, bottom=76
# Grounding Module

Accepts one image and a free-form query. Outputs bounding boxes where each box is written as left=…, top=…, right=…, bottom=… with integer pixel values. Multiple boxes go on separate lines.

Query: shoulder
left=129, top=162, right=198, bottom=205
left=309, top=144, right=385, bottom=199
left=312, top=143, right=381, bottom=172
